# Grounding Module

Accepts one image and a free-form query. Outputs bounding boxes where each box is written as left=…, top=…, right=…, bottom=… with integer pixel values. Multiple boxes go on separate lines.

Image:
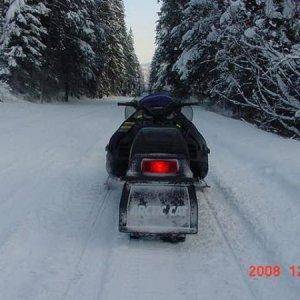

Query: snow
left=265, top=0, right=282, bottom=19
left=0, top=98, right=299, bottom=299
left=174, top=45, right=200, bottom=80
left=126, top=184, right=192, bottom=234
left=5, top=0, right=26, bottom=26
left=244, top=27, right=256, bottom=39
left=0, top=81, right=24, bottom=102
left=283, top=0, right=295, bottom=18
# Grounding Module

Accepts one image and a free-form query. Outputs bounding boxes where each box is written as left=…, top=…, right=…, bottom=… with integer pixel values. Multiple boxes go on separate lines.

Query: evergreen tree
left=150, top=0, right=189, bottom=97
left=0, top=1, right=4, bottom=36
left=212, top=0, right=300, bottom=136
left=1, top=0, right=49, bottom=96
left=0, top=0, right=7, bottom=80
left=149, top=48, right=161, bottom=93
left=152, top=0, right=299, bottom=137
left=123, top=28, right=144, bottom=95
left=0, top=0, right=143, bottom=100
left=173, top=0, right=224, bottom=99
left=212, top=0, right=255, bottom=112
left=45, top=0, right=98, bottom=101
left=97, top=0, right=126, bottom=96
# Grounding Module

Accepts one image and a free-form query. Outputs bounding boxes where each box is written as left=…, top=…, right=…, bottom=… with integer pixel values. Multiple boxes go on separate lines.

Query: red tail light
left=141, top=159, right=179, bottom=175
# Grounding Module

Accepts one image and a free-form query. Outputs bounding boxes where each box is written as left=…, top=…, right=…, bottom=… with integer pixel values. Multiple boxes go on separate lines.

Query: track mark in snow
left=201, top=189, right=258, bottom=300
left=202, top=180, right=300, bottom=299
left=62, top=187, right=112, bottom=299
left=97, top=188, right=255, bottom=300
left=62, top=186, right=123, bottom=300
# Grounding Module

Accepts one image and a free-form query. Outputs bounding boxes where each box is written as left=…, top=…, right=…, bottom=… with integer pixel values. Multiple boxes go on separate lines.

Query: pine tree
left=97, top=0, right=126, bottom=96
left=149, top=49, right=160, bottom=93
left=123, top=29, right=144, bottom=95
left=212, top=0, right=300, bottom=136
left=0, top=1, right=4, bottom=36
left=251, top=0, right=300, bottom=136
left=150, top=0, right=189, bottom=97
left=45, top=0, right=98, bottom=101
left=173, top=0, right=224, bottom=99
left=0, top=0, right=7, bottom=81
left=152, top=0, right=299, bottom=137
left=92, top=0, right=109, bottom=98
left=211, top=0, right=254, bottom=112
left=1, top=0, right=49, bottom=96
left=0, top=0, right=143, bottom=100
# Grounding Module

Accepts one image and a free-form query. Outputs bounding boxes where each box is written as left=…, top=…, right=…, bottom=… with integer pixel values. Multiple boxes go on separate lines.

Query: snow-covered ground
left=0, top=98, right=299, bottom=300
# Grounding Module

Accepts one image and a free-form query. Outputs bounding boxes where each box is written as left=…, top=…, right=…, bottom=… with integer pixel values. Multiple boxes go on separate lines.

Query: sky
left=124, top=0, right=161, bottom=65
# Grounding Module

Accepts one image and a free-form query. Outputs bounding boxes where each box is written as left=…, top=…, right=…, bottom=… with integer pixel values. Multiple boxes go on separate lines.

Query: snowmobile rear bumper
left=119, top=182, right=198, bottom=235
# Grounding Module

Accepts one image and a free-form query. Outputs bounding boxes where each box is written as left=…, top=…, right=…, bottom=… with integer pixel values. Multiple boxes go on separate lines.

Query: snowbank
left=0, top=81, right=25, bottom=103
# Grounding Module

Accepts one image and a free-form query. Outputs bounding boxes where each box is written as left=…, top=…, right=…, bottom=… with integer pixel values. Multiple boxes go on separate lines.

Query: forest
left=0, top=0, right=144, bottom=101
left=150, top=0, right=300, bottom=138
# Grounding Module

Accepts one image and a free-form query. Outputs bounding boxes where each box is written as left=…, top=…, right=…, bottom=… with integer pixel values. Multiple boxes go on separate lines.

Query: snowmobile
left=106, top=93, right=210, bottom=242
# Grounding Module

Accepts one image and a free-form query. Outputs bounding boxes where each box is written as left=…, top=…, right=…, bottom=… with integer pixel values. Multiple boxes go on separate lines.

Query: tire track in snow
left=96, top=188, right=126, bottom=300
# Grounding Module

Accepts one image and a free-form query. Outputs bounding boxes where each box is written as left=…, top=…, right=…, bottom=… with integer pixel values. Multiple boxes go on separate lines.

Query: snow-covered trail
left=0, top=99, right=299, bottom=300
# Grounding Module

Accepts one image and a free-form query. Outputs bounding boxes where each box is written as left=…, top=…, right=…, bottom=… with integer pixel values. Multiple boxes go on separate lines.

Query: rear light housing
left=141, top=159, right=179, bottom=175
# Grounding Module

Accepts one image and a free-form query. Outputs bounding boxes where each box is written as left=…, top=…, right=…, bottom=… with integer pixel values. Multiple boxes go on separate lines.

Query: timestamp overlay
left=248, top=265, right=300, bottom=278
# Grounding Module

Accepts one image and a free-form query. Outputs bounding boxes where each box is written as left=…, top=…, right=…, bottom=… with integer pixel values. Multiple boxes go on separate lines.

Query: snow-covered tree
left=152, top=0, right=299, bottom=137
left=0, top=1, right=4, bottom=36
left=150, top=0, right=189, bottom=97
left=149, top=48, right=162, bottom=92
left=212, top=0, right=300, bottom=136
left=0, top=0, right=144, bottom=100
left=0, top=1, right=7, bottom=81
left=97, top=0, right=127, bottom=96
left=1, top=0, right=49, bottom=96
left=123, top=29, right=144, bottom=95
left=173, top=0, right=224, bottom=98
left=44, top=0, right=99, bottom=101
left=97, top=0, right=143, bottom=97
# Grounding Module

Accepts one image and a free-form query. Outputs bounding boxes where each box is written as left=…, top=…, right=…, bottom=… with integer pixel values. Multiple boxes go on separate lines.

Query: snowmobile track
left=201, top=189, right=258, bottom=300
left=201, top=178, right=300, bottom=299
left=62, top=188, right=112, bottom=299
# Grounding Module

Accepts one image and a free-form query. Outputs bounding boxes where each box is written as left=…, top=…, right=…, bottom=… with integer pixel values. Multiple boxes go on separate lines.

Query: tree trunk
left=64, top=81, right=69, bottom=102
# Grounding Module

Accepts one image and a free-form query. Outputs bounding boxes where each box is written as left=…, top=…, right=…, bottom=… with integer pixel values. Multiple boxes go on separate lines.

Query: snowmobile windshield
left=140, top=93, right=173, bottom=109
left=122, top=93, right=196, bottom=121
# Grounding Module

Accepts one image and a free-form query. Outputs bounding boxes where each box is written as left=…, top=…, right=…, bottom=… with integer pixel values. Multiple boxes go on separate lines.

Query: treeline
left=0, top=0, right=144, bottom=101
left=150, top=0, right=300, bottom=138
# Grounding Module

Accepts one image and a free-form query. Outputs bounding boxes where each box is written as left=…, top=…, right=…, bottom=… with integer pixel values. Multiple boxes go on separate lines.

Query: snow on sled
left=119, top=182, right=198, bottom=235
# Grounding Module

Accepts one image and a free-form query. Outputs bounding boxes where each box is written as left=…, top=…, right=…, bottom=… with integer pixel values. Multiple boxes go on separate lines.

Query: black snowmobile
left=106, top=93, right=210, bottom=242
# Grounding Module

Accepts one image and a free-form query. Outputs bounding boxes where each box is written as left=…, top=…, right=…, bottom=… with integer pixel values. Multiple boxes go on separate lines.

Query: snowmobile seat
left=130, top=127, right=190, bottom=160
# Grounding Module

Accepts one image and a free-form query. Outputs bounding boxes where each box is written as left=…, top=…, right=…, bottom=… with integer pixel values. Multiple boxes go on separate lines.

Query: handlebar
left=118, top=101, right=200, bottom=108
left=117, top=102, right=137, bottom=107
left=117, top=100, right=200, bottom=119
